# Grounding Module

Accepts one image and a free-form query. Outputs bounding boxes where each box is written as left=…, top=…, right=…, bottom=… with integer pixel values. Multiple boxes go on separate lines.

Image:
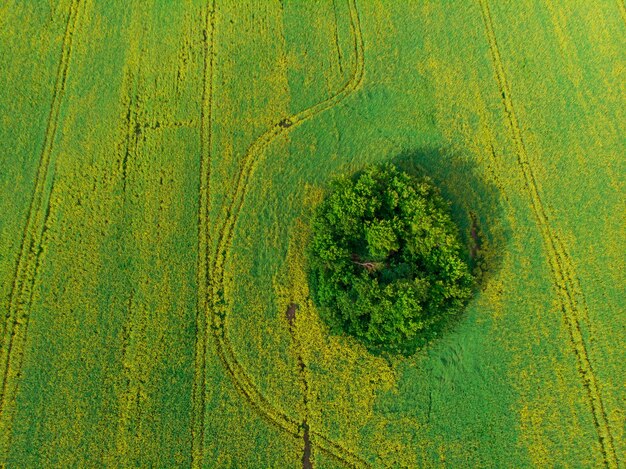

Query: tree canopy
left=308, top=163, right=474, bottom=354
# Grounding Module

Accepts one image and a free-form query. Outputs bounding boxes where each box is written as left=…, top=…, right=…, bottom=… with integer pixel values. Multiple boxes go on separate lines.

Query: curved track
left=193, top=1, right=370, bottom=467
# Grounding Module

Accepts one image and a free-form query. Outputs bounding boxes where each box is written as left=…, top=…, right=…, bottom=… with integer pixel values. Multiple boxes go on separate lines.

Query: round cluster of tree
left=308, top=163, right=474, bottom=354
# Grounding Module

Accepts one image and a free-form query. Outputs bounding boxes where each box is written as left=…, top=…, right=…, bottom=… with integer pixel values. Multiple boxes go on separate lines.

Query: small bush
left=308, top=163, right=474, bottom=354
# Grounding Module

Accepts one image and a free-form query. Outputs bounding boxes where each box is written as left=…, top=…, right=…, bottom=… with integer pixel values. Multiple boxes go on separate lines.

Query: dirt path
left=286, top=303, right=312, bottom=469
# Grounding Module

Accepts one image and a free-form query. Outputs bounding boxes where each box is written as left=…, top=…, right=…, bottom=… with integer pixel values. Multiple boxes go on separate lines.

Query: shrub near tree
left=308, top=163, right=475, bottom=354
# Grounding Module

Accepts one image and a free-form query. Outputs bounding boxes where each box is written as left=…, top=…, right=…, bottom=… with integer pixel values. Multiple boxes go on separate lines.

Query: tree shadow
left=390, top=147, right=509, bottom=288
left=379, top=147, right=511, bottom=357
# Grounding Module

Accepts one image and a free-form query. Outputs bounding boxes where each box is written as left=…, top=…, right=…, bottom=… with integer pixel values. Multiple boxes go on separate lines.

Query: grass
left=0, top=0, right=624, bottom=467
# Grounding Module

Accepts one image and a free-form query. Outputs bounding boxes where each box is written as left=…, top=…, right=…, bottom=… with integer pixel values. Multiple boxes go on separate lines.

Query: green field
left=1, top=0, right=625, bottom=467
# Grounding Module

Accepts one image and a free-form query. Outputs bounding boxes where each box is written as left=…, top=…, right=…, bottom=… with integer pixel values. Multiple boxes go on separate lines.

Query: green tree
left=308, top=163, right=474, bottom=354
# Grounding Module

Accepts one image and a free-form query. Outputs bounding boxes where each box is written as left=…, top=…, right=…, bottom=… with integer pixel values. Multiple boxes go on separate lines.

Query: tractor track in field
left=193, top=1, right=370, bottom=467
left=115, top=49, right=147, bottom=460
left=478, top=1, right=618, bottom=467
left=0, top=0, right=83, bottom=458
left=191, top=0, right=217, bottom=466
left=116, top=10, right=203, bottom=456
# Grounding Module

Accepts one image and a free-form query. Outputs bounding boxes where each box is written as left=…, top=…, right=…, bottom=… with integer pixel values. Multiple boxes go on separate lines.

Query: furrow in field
left=478, top=1, right=618, bottom=467
left=191, top=1, right=217, bottom=467
left=0, top=0, right=83, bottom=459
left=197, top=1, right=369, bottom=467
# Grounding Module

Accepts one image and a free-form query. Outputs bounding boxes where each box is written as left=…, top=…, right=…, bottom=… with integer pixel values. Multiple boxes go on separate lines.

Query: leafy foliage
left=308, top=163, right=474, bottom=354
